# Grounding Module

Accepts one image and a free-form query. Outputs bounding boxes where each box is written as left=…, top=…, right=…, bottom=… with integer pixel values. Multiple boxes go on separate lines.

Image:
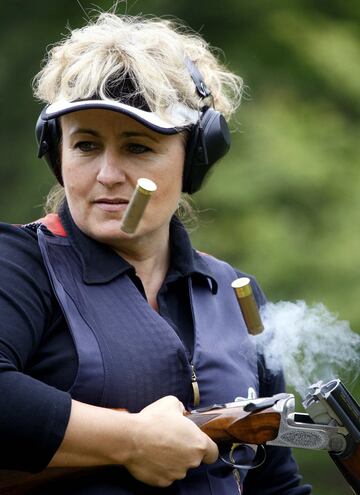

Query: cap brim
left=41, top=99, right=197, bottom=135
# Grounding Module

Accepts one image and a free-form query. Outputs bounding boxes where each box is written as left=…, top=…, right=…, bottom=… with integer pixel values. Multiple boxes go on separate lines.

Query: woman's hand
left=123, top=396, right=219, bottom=487
left=49, top=396, right=218, bottom=487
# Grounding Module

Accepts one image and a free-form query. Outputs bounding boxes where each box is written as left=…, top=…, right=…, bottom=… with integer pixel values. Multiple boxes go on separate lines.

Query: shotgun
left=1, top=378, right=358, bottom=494
left=187, top=378, right=360, bottom=494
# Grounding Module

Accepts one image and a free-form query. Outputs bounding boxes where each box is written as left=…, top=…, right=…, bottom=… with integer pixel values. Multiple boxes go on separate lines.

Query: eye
left=74, top=141, right=98, bottom=152
left=127, top=143, right=152, bottom=154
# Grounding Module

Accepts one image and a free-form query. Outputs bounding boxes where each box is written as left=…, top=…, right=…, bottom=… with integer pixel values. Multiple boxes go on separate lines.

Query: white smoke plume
left=256, top=300, right=360, bottom=397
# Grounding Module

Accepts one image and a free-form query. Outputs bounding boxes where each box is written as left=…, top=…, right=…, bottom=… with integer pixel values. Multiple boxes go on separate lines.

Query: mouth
left=93, top=198, right=129, bottom=212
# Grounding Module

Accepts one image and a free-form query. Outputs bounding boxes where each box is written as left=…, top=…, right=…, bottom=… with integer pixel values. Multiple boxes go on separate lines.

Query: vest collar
left=57, top=201, right=217, bottom=292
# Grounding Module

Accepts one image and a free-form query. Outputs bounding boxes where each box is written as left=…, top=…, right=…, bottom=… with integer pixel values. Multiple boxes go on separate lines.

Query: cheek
left=156, top=154, right=184, bottom=209
left=61, top=153, right=91, bottom=198
left=62, top=165, right=82, bottom=197
left=61, top=149, right=75, bottom=189
left=168, top=142, right=186, bottom=186
left=62, top=172, right=92, bottom=218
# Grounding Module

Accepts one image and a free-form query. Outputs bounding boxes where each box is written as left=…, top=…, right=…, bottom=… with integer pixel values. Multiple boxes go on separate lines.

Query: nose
left=96, top=148, right=126, bottom=186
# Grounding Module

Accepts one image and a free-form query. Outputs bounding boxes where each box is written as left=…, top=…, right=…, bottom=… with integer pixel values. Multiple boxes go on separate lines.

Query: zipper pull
left=191, top=364, right=200, bottom=407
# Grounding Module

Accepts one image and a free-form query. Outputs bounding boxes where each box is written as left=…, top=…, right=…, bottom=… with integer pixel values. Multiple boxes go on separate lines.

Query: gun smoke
left=255, top=300, right=360, bottom=397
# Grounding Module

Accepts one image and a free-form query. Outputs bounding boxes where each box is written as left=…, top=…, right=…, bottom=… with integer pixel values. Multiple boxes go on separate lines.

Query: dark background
left=1, top=1, right=359, bottom=493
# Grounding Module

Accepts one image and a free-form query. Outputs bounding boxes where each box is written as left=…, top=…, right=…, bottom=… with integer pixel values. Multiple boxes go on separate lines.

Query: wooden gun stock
left=187, top=406, right=281, bottom=444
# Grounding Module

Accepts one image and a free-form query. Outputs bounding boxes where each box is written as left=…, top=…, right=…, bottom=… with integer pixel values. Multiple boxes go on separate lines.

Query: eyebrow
left=69, top=128, right=160, bottom=143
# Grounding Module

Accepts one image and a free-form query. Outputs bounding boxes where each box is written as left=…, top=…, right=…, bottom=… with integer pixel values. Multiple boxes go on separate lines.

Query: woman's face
left=60, top=109, right=185, bottom=248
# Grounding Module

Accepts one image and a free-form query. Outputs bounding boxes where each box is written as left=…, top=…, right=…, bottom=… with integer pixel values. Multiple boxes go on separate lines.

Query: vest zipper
left=191, top=364, right=200, bottom=407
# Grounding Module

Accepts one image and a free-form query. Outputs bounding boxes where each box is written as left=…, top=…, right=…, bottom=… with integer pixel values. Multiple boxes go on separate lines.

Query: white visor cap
left=41, top=99, right=199, bottom=134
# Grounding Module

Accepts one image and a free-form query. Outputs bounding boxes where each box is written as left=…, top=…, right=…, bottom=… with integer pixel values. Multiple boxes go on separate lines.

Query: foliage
left=0, top=1, right=359, bottom=493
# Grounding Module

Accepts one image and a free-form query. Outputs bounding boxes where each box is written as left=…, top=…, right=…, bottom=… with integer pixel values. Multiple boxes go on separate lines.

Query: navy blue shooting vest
left=37, top=215, right=259, bottom=495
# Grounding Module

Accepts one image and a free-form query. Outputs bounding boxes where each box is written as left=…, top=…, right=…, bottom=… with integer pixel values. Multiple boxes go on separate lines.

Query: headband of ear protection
left=36, top=59, right=231, bottom=194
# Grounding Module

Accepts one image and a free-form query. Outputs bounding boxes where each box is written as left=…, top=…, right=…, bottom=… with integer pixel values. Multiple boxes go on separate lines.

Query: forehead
left=60, top=108, right=158, bottom=135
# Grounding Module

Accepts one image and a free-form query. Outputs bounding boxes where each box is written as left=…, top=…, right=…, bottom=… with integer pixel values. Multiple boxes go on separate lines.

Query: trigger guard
left=219, top=444, right=266, bottom=470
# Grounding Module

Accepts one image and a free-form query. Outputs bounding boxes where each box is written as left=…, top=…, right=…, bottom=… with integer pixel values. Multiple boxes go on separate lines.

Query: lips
left=94, top=197, right=129, bottom=212
left=95, top=198, right=128, bottom=204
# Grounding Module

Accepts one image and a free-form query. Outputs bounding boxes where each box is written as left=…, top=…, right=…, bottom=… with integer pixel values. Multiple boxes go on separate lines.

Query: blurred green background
left=1, top=1, right=359, bottom=493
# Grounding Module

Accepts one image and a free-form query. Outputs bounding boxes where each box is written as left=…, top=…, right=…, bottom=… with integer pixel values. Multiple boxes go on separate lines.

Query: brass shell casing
left=120, top=178, right=157, bottom=234
left=231, top=277, right=264, bottom=335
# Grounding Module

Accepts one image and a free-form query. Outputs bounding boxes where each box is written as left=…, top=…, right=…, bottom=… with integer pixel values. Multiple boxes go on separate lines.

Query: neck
left=113, top=226, right=171, bottom=311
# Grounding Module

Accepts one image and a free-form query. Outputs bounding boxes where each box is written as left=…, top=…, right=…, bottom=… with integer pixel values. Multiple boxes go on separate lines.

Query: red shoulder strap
left=37, top=213, right=67, bottom=237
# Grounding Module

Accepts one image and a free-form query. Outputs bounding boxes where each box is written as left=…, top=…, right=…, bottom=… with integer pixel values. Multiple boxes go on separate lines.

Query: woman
left=0, top=12, right=311, bottom=495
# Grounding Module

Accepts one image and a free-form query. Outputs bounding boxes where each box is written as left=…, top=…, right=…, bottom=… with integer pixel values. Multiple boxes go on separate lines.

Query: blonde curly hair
left=33, top=13, right=243, bottom=120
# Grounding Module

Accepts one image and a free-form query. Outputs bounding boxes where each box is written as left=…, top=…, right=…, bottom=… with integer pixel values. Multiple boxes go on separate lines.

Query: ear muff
left=182, top=107, right=231, bottom=194
left=35, top=113, right=63, bottom=185
left=182, top=58, right=231, bottom=194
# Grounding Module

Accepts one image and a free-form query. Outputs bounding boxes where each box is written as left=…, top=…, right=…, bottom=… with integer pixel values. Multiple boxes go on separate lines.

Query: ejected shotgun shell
left=120, top=178, right=157, bottom=234
left=231, top=277, right=264, bottom=335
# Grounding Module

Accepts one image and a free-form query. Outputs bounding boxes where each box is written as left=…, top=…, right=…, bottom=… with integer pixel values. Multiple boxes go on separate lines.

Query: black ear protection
left=35, top=59, right=230, bottom=194
left=182, top=58, right=231, bottom=194
left=36, top=116, right=63, bottom=184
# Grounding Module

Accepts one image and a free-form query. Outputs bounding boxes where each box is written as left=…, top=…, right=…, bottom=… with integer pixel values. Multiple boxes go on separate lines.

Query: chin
left=84, top=221, right=124, bottom=242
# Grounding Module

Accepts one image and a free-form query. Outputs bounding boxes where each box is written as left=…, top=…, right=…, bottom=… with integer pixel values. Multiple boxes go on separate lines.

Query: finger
left=202, top=438, right=219, bottom=464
